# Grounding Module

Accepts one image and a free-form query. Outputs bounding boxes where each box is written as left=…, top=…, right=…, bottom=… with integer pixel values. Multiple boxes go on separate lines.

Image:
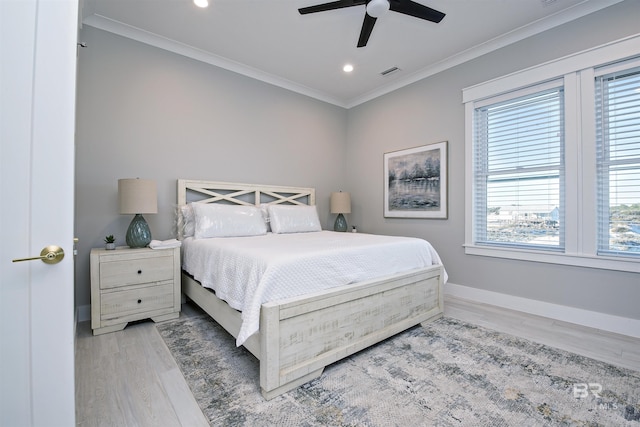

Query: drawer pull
left=137, top=269, right=142, bottom=274
left=137, top=299, right=142, bottom=304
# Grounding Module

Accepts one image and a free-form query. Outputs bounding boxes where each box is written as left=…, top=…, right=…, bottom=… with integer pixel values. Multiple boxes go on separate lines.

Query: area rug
left=157, top=313, right=640, bottom=426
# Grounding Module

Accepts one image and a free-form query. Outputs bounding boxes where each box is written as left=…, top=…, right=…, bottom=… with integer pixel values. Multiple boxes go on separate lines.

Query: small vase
left=105, top=243, right=116, bottom=250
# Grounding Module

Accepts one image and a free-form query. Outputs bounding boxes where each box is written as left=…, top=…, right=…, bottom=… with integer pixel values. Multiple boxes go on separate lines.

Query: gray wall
left=346, top=0, right=640, bottom=320
left=75, top=1, right=640, bottom=321
left=75, top=28, right=348, bottom=308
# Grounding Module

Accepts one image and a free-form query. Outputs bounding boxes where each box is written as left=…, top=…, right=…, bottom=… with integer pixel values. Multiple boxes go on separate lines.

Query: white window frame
left=472, top=80, right=566, bottom=251
left=463, top=34, right=640, bottom=273
left=594, top=59, right=640, bottom=257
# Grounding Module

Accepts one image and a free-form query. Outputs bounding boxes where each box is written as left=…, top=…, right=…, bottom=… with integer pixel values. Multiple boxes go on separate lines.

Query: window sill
left=464, top=244, right=640, bottom=273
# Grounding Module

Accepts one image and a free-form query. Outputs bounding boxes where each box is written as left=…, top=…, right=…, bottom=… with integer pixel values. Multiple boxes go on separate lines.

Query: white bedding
left=182, top=230, right=447, bottom=346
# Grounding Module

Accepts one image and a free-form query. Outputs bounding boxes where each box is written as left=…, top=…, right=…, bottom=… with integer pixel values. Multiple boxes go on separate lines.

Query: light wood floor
left=445, top=297, right=640, bottom=372
left=75, top=304, right=209, bottom=427
left=75, top=297, right=640, bottom=426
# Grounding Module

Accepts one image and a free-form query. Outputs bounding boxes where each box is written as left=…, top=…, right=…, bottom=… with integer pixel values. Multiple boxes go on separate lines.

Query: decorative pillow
left=192, top=203, right=267, bottom=238
left=268, top=204, right=322, bottom=234
left=179, top=204, right=195, bottom=238
left=259, top=204, right=271, bottom=232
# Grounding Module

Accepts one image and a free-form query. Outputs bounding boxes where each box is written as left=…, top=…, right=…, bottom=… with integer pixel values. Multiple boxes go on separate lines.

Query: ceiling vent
left=380, top=66, right=401, bottom=77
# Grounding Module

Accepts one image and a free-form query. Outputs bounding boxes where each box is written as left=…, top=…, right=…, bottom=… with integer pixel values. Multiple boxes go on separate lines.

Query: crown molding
left=83, top=0, right=623, bottom=109
left=82, top=14, right=348, bottom=108
left=344, top=0, right=624, bottom=108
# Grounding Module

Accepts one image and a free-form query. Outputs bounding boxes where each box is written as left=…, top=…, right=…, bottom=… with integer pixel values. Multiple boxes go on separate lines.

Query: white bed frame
left=177, top=179, right=444, bottom=399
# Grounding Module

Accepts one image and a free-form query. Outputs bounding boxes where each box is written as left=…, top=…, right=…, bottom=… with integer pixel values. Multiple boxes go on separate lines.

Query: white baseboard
left=445, top=282, right=640, bottom=339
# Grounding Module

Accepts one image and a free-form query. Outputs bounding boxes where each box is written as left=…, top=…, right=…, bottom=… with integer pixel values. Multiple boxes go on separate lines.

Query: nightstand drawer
left=100, top=255, right=174, bottom=289
left=90, top=246, right=181, bottom=335
left=100, top=282, right=174, bottom=320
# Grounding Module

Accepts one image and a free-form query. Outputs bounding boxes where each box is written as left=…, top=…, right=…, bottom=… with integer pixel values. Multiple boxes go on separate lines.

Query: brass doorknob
left=12, top=245, right=65, bottom=264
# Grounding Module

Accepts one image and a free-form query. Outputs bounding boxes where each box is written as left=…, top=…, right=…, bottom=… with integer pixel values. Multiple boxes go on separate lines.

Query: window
left=463, top=34, right=640, bottom=273
left=473, top=84, right=564, bottom=251
left=596, top=65, right=640, bottom=257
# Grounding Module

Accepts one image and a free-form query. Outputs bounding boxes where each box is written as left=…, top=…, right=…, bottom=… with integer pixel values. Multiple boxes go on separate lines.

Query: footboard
left=259, top=265, right=443, bottom=399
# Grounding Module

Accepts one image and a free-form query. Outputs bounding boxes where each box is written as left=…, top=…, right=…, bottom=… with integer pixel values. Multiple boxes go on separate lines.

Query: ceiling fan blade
left=299, top=0, right=366, bottom=15
left=389, top=0, right=445, bottom=23
left=357, top=13, right=377, bottom=48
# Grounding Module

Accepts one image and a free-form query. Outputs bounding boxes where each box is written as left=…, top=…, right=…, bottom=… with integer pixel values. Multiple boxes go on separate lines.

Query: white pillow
left=268, top=205, right=322, bottom=234
left=192, top=203, right=267, bottom=238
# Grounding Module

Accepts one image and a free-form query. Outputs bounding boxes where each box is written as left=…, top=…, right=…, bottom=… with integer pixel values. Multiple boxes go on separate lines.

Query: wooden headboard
left=177, top=179, right=315, bottom=206
left=177, top=179, right=316, bottom=238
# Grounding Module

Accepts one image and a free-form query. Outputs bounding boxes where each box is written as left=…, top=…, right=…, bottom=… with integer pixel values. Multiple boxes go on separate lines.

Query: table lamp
left=330, top=191, right=351, bottom=232
left=118, top=178, right=157, bottom=248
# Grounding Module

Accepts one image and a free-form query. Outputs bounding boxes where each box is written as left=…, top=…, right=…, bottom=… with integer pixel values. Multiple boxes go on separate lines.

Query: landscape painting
left=384, top=141, right=448, bottom=219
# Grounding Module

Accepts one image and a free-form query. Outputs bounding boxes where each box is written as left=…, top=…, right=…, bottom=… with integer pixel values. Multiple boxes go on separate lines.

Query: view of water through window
left=597, top=67, right=640, bottom=254
left=476, top=78, right=640, bottom=254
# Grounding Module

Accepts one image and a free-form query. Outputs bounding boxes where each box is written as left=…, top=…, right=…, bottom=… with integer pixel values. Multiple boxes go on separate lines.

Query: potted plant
left=104, top=235, right=116, bottom=250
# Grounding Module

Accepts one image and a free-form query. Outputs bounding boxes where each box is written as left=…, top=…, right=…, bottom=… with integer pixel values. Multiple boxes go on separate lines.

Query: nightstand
left=90, top=246, right=181, bottom=335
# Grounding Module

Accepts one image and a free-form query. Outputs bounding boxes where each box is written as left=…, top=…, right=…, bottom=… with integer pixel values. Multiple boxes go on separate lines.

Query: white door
left=1, top=0, right=78, bottom=425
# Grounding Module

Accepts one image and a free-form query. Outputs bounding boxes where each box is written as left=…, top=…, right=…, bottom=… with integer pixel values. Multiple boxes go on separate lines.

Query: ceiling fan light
left=366, top=0, right=389, bottom=18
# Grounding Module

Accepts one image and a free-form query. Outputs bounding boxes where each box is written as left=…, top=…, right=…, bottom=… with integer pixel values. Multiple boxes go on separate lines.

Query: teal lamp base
left=334, top=213, right=348, bottom=232
left=126, top=214, right=152, bottom=248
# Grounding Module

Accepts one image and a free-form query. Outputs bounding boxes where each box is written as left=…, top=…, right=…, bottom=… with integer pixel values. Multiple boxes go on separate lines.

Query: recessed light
left=194, top=0, right=209, bottom=8
left=343, top=64, right=354, bottom=73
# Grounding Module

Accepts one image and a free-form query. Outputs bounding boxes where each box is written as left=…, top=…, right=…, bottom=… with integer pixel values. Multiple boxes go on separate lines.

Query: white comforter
left=182, top=231, right=446, bottom=346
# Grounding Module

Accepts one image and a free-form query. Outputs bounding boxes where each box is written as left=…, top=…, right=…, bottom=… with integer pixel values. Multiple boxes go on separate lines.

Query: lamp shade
left=118, top=178, right=157, bottom=214
left=330, top=192, right=351, bottom=214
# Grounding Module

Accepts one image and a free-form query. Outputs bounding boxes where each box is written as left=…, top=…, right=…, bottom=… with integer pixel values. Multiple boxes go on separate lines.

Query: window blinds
left=474, top=87, right=565, bottom=249
left=596, top=65, right=640, bottom=257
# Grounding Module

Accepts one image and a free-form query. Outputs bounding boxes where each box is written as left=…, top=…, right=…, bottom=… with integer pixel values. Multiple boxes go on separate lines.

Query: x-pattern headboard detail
left=177, top=179, right=315, bottom=207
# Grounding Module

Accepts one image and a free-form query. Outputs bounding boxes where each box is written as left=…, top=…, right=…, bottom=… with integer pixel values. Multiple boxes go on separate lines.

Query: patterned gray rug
left=157, top=312, right=640, bottom=426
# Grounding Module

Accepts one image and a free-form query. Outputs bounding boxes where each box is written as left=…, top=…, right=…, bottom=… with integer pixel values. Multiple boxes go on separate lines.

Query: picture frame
left=384, top=141, right=448, bottom=219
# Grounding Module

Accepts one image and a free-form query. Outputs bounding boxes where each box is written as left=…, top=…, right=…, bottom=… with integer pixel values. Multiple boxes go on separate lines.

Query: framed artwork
left=384, top=141, right=448, bottom=219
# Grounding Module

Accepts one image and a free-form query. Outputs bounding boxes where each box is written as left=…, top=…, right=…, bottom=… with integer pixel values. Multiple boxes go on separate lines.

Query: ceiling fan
left=298, top=0, right=445, bottom=48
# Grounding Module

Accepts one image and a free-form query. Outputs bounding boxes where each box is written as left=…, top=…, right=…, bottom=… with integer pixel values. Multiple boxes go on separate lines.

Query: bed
left=177, top=179, right=445, bottom=399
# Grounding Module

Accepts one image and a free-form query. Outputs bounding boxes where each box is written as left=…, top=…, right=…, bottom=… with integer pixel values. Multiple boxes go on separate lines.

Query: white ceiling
left=80, top=0, right=623, bottom=108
